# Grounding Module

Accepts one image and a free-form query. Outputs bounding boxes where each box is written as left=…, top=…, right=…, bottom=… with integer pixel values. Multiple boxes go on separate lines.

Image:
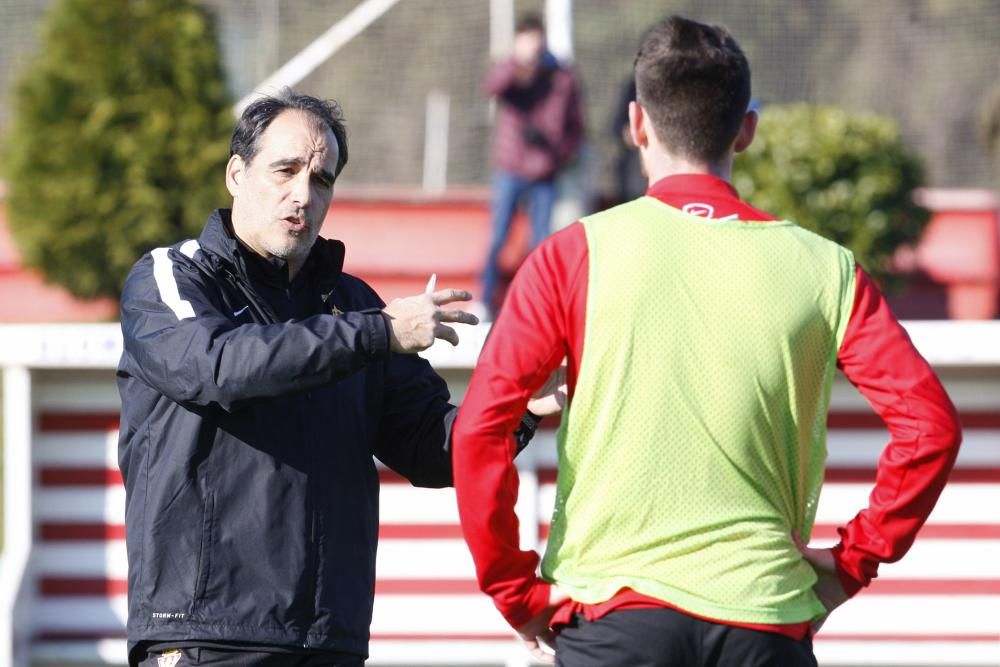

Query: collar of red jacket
left=646, top=173, right=741, bottom=202
left=644, top=173, right=776, bottom=222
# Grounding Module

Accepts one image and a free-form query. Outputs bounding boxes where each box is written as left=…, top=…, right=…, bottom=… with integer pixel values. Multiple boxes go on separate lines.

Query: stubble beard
left=264, top=225, right=316, bottom=264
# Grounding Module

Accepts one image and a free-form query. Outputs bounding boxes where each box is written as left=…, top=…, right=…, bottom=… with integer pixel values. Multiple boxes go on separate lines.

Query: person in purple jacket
left=481, top=13, right=584, bottom=319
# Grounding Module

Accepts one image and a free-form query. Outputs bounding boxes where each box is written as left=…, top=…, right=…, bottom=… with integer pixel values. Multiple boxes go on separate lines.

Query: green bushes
left=3, top=0, right=232, bottom=301
left=734, top=104, right=928, bottom=286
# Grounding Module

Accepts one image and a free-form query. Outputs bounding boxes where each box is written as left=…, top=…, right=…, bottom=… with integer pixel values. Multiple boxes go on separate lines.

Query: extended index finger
left=438, top=309, right=480, bottom=326
left=430, top=288, right=473, bottom=305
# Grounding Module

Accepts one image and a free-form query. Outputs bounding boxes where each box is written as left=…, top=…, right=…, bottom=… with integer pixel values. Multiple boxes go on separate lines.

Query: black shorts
left=555, top=607, right=817, bottom=667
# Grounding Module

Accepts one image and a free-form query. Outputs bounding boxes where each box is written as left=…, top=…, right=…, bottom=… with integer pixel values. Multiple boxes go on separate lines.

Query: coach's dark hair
left=634, top=16, right=751, bottom=164
left=230, top=90, right=349, bottom=178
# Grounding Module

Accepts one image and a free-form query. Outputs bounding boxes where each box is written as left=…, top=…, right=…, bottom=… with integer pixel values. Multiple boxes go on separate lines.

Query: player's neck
left=641, top=151, right=733, bottom=186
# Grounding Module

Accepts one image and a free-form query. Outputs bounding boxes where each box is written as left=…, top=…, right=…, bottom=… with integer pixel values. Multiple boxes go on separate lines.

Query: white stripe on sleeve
left=151, top=245, right=197, bottom=320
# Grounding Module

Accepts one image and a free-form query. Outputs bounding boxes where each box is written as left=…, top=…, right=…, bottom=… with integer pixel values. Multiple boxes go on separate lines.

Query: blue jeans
left=482, top=170, right=557, bottom=315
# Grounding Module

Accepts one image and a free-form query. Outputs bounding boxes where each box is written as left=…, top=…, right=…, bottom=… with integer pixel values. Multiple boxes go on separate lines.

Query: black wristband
left=514, top=411, right=542, bottom=454
left=521, top=410, right=542, bottom=431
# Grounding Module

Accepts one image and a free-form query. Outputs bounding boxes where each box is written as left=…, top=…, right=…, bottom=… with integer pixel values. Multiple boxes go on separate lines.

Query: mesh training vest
left=541, top=196, right=856, bottom=624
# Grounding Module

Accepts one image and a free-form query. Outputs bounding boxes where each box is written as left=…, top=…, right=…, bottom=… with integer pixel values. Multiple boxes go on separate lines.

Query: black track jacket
left=117, top=210, right=457, bottom=662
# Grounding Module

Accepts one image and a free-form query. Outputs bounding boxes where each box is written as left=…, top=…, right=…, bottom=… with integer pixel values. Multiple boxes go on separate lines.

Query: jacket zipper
left=222, top=265, right=321, bottom=642
left=222, top=269, right=280, bottom=324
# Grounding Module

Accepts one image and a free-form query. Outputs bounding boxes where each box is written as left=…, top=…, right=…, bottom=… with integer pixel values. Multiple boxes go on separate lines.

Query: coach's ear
left=733, top=110, right=758, bottom=154
left=225, top=154, right=245, bottom=198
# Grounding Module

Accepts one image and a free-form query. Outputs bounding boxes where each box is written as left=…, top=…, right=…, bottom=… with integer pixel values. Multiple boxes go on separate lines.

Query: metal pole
left=489, top=0, right=515, bottom=59
left=545, top=0, right=574, bottom=64
left=234, top=0, right=402, bottom=117
left=422, top=90, right=450, bottom=195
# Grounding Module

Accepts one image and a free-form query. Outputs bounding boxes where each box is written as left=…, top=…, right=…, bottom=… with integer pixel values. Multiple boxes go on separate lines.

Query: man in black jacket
left=118, top=91, right=546, bottom=667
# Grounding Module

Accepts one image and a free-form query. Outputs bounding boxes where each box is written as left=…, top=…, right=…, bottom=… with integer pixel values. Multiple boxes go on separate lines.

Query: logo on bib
left=682, top=202, right=715, bottom=218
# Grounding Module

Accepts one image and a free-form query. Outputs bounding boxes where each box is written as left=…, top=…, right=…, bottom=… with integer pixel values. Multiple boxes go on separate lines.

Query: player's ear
left=628, top=100, right=648, bottom=148
left=733, top=110, right=758, bottom=154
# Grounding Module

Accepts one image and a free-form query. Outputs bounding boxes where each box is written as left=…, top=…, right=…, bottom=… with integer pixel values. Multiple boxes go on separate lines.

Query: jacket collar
left=646, top=174, right=742, bottom=203
left=198, top=209, right=346, bottom=291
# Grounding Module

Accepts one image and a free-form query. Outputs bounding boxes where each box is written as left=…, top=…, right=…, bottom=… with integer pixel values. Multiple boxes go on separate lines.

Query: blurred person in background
left=453, top=15, right=961, bottom=666
left=607, top=76, right=645, bottom=205
left=481, top=12, right=584, bottom=319
left=117, top=90, right=554, bottom=667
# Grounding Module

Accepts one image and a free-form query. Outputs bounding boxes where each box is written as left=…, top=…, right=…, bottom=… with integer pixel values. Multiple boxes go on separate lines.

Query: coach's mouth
left=281, top=216, right=308, bottom=233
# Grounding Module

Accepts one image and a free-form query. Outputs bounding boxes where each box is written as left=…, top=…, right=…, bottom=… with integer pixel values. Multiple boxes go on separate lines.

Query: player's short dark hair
left=634, top=15, right=751, bottom=164
left=516, top=13, right=545, bottom=35
left=230, top=89, right=349, bottom=178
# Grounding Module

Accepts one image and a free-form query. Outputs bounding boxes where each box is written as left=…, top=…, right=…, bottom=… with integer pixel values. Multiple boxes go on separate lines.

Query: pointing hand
left=382, top=287, right=479, bottom=353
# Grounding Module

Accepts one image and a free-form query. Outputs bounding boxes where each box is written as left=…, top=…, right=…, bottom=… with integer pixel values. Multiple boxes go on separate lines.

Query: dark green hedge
left=734, top=103, right=929, bottom=287
left=3, top=0, right=232, bottom=301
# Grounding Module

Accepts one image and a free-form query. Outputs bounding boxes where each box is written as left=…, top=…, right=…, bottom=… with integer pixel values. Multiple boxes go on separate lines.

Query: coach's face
left=226, top=109, right=339, bottom=276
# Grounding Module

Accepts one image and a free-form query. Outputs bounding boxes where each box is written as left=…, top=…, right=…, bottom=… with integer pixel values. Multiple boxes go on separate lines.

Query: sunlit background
left=0, top=1, right=998, bottom=666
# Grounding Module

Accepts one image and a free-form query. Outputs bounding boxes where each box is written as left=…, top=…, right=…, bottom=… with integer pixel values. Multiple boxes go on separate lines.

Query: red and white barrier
left=1, top=322, right=999, bottom=666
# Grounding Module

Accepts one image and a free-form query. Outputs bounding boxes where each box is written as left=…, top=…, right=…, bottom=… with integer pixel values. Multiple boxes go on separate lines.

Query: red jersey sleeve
left=453, top=222, right=588, bottom=628
left=832, top=265, right=963, bottom=596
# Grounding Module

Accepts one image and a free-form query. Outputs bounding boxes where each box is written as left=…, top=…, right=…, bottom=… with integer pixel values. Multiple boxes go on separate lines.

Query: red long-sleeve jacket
left=453, top=174, right=962, bottom=635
